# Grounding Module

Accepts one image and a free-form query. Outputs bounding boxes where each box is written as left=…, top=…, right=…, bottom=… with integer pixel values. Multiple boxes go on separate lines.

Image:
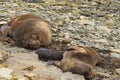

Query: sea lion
left=1, top=14, right=52, bottom=49
left=36, top=48, right=64, bottom=61
left=52, top=45, right=101, bottom=80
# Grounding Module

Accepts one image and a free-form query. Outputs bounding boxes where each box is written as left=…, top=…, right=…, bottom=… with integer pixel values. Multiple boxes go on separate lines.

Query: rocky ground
left=0, top=0, right=120, bottom=80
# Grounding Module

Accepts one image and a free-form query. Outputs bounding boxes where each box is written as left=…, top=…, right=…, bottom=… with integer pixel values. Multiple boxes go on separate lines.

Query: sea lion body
left=53, top=45, right=101, bottom=79
left=1, top=14, right=52, bottom=49
left=66, top=46, right=101, bottom=67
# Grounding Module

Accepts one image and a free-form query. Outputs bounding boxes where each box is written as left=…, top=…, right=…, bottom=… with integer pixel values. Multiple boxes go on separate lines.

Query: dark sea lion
left=36, top=48, right=64, bottom=61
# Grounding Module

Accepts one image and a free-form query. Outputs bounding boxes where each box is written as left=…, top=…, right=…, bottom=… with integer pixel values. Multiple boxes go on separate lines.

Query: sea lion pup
left=51, top=45, right=101, bottom=80
left=36, top=48, right=64, bottom=61
left=1, top=14, right=52, bottom=49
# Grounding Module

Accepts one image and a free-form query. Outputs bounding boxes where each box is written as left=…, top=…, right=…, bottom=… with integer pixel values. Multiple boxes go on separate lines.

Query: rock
left=0, top=53, right=3, bottom=60
left=45, top=0, right=55, bottom=3
left=80, top=16, right=89, bottom=20
left=18, top=77, right=29, bottom=80
left=52, top=28, right=57, bottom=33
left=24, top=0, right=40, bottom=3
left=62, top=35, right=72, bottom=44
left=110, top=52, right=120, bottom=59
left=0, top=64, right=7, bottom=68
left=24, top=72, right=39, bottom=80
left=96, top=72, right=110, bottom=78
left=97, top=26, right=111, bottom=33
left=104, top=21, right=114, bottom=27
left=110, top=49, right=120, bottom=53
left=56, top=18, right=65, bottom=26
left=62, top=37, right=72, bottom=44
left=93, top=39, right=109, bottom=45
left=60, top=72, right=85, bottom=80
left=0, top=50, right=10, bottom=63
left=115, top=68, right=120, bottom=75
left=0, top=21, right=7, bottom=25
left=79, top=19, right=95, bottom=26
left=0, top=68, right=14, bottom=79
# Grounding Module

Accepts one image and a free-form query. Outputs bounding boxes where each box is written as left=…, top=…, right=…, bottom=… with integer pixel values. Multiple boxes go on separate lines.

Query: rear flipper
left=47, top=60, right=61, bottom=68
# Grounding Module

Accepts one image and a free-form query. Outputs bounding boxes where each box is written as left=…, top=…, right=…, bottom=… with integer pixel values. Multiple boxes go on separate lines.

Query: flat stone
left=0, top=68, right=14, bottom=79
left=18, top=77, right=29, bottom=80
left=115, top=68, right=120, bottom=75
left=0, top=21, right=7, bottom=24
left=56, top=18, right=65, bottom=26
left=62, top=37, right=72, bottom=44
left=0, top=53, right=3, bottom=60
left=110, top=52, right=120, bottom=59
left=0, top=64, right=7, bottom=68
left=24, top=72, right=39, bottom=80
left=79, top=19, right=95, bottom=26
left=110, top=49, right=120, bottom=53
left=96, top=72, right=110, bottom=78
left=98, top=26, right=111, bottom=33
left=0, top=50, right=9, bottom=62
left=93, top=39, right=109, bottom=45
left=60, top=72, right=85, bottom=80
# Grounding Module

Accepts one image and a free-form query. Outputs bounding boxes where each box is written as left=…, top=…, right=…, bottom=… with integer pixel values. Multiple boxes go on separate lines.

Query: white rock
left=115, top=68, right=120, bottom=75
left=110, top=49, right=120, bottom=53
left=24, top=72, right=38, bottom=80
left=60, top=72, right=85, bottom=80
left=0, top=50, right=9, bottom=62
left=80, top=16, right=89, bottom=20
left=18, top=77, right=28, bottom=80
left=93, top=39, right=109, bottom=45
left=79, top=19, right=95, bottom=26
left=0, top=68, right=13, bottom=79
left=98, top=26, right=111, bottom=33
left=96, top=72, right=110, bottom=78
left=110, top=52, right=120, bottom=59
left=0, top=21, right=7, bottom=24
left=0, top=53, right=3, bottom=60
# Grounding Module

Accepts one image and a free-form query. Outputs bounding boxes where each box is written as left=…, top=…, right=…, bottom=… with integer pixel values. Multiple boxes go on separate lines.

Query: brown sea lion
left=52, top=45, right=101, bottom=80
left=1, top=14, right=52, bottom=49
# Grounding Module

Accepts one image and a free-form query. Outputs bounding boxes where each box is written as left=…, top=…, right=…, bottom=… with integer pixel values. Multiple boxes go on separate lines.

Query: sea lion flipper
left=47, top=60, right=55, bottom=65
left=53, top=61, right=61, bottom=68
